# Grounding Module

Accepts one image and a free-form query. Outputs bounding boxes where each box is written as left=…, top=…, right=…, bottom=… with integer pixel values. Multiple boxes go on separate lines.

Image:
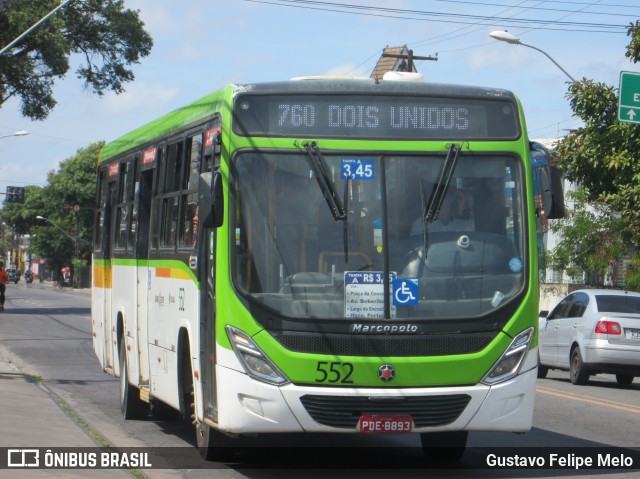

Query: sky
left=0, top=0, right=638, bottom=196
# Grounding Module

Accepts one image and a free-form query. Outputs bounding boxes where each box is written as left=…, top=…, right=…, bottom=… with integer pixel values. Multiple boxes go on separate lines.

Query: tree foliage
left=548, top=189, right=627, bottom=284
left=553, top=21, right=640, bottom=286
left=1, top=142, right=101, bottom=279
left=0, top=0, right=152, bottom=119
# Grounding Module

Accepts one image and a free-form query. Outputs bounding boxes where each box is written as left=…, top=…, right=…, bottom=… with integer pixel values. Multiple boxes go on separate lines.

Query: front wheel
left=421, top=431, right=467, bottom=463
left=183, top=352, right=232, bottom=461
left=196, top=420, right=232, bottom=461
left=569, top=348, right=590, bottom=385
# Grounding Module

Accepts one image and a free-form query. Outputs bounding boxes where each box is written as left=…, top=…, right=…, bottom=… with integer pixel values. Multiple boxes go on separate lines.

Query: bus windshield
left=232, top=151, right=526, bottom=320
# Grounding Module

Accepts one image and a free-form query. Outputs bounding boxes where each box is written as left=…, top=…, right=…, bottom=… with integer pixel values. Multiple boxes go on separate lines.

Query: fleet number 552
left=315, top=361, right=354, bottom=384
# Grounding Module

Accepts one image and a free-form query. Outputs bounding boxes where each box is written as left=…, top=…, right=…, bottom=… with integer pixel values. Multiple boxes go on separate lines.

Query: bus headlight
left=481, top=327, right=535, bottom=385
left=226, top=326, right=290, bottom=386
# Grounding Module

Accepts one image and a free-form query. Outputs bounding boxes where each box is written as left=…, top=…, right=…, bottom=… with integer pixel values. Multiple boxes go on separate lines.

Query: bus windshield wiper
left=298, top=141, right=349, bottom=261
left=300, top=141, right=346, bottom=221
left=420, top=144, right=461, bottom=257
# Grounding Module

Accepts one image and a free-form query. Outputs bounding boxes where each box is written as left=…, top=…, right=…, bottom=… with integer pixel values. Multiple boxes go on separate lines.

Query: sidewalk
left=0, top=358, right=132, bottom=478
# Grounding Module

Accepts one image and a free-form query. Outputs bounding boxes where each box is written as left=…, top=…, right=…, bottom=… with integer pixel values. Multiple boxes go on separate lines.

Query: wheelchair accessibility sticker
left=392, top=279, right=419, bottom=306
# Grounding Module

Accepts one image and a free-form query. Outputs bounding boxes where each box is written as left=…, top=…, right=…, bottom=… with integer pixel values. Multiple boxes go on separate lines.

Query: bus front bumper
left=213, top=348, right=537, bottom=435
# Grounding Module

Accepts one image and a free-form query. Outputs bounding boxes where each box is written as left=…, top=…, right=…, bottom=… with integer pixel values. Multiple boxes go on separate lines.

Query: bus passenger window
left=164, top=142, right=183, bottom=193
left=161, top=196, right=178, bottom=247
left=186, top=134, right=203, bottom=191
left=181, top=195, right=198, bottom=247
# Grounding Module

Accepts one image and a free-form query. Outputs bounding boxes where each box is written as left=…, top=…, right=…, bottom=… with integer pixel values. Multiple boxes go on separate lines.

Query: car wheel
left=615, top=374, right=634, bottom=387
left=569, top=348, right=589, bottom=385
left=537, top=363, right=549, bottom=379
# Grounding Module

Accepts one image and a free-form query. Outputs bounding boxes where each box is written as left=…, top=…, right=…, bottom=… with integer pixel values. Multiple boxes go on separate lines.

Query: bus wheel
left=196, top=420, right=231, bottom=461
left=184, top=359, right=231, bottom=461
left=420, top=431, right=467, bottom=463
left=119, top=337, right=148, bottom=419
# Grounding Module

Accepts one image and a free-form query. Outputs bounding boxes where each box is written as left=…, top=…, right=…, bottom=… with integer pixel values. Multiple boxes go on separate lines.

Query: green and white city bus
left=92, top=76, right=564, bottom=460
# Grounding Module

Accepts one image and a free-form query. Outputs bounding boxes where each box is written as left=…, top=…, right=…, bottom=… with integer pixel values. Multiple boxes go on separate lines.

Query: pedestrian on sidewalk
left=0, top=261, right=8, bottom=311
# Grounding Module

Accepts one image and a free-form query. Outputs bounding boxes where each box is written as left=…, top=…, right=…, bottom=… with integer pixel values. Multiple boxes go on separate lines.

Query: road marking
left=537, top=385, right=640, bottom=414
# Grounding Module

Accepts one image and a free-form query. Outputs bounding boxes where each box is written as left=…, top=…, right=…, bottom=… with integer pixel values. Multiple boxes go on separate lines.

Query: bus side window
left=94, top=168, right=107, bottom=251
left=128, top=154, right=141, bottom=248
left=180, top=133, right=202, bottom=248
left=159, top=140, right=184, bottom=249
left=151, top=146, right=165, bottom=251
left=114, top=160, right=134, bottom=250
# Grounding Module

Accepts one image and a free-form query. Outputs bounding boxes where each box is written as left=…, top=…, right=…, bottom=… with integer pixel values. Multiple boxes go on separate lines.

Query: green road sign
left=618, top=71, right=640, bottom=124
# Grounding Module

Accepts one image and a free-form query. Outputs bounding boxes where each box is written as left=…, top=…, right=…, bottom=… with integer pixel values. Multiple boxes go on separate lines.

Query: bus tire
left=184, top=358, right=231, bottom=461
left=119, top=337, right=148, bottom=419
left=420, top=431, right=467, bottom=463
left=196, top=420, right=231, bottom=462
left=569, top=347, right=589, bottom=385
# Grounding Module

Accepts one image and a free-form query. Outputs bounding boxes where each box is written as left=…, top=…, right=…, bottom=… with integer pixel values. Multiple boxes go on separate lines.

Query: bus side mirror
left=539, top=165, right=565, bottom=219
left=198, top=171, right=224, bottom=228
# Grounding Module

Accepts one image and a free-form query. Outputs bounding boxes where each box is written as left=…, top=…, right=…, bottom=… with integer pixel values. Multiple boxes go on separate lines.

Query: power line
left=410, top=0, right=637, bottom=17
left=410, top=0, right=638, bottom=17
left=244, top=0, right=630, bottom=32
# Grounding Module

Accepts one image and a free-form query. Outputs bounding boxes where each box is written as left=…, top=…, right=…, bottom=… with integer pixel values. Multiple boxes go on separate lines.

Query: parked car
left=538, top=289, right=640, bottom=386
left=6, top=268, right=20, bottom=284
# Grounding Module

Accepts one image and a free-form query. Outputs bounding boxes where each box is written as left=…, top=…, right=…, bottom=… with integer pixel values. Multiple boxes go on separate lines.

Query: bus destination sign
left=234, top=94, right=519, bottom=140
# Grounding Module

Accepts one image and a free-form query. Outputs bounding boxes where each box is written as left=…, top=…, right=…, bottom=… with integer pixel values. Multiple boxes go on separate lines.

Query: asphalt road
left=0, top=282, right=639, bottom=478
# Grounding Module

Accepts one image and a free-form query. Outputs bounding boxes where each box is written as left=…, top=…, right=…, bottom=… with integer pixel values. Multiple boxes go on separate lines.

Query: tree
left=0, top=0, right=152, bottom=120
left=548, top=189, right=627, bottom=285
left=552, top=21, right=640, bottom=289
left=1, top=142, right=101, bottom=283
left=556, top=21, right=640, bottom=246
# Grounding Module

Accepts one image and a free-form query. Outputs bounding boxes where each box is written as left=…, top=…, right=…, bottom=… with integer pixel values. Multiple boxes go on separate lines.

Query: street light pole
left=0, top=130, right=29, bottom=141
left=489, top=31, right=576, bottom=83
left=0, top=0, right=77, bottom=56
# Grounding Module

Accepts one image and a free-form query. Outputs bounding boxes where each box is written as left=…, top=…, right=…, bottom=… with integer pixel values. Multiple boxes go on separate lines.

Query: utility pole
left=381, top=49, right=438, bottom=72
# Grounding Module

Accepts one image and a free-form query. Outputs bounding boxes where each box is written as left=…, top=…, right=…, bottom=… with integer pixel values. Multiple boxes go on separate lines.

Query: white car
left=538, top=289, right=640, bottom=386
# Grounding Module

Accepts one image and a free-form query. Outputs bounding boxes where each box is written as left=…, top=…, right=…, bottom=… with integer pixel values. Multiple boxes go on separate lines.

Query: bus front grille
left=270, top=332, right=495, bottom=357
left=299, top=394, right=471, bottom=429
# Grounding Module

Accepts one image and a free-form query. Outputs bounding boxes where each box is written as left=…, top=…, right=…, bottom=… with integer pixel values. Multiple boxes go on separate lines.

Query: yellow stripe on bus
left=93, top=264, right=112, bottom=289
left=155, top=267, right=191, bottom=280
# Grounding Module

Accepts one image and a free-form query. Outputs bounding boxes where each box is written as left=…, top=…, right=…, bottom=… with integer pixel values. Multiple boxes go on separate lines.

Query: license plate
left=359, top=415, right=413, bottom=433
left=626, top=328, right=640, bottom=339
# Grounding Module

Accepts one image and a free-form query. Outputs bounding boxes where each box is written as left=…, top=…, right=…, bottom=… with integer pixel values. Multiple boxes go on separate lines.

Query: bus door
left=199, top=131, right=220, bottom=422
left=135, top=165, right=154, bottom=386
left=199, top=224, right=217, bottom=421
left=102, top=177, right=117, bottom=370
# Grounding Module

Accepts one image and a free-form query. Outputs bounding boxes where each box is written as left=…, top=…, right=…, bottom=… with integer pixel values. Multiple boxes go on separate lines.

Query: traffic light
left=5, top=186, right=15, bottom=203
left=4, top=186, right=25, bottom=203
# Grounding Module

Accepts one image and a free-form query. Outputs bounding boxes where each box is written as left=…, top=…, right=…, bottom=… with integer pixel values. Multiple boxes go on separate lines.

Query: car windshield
left=231, top=151, right=526, bottom=320
left=596, top=295, right=640, bottom=314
